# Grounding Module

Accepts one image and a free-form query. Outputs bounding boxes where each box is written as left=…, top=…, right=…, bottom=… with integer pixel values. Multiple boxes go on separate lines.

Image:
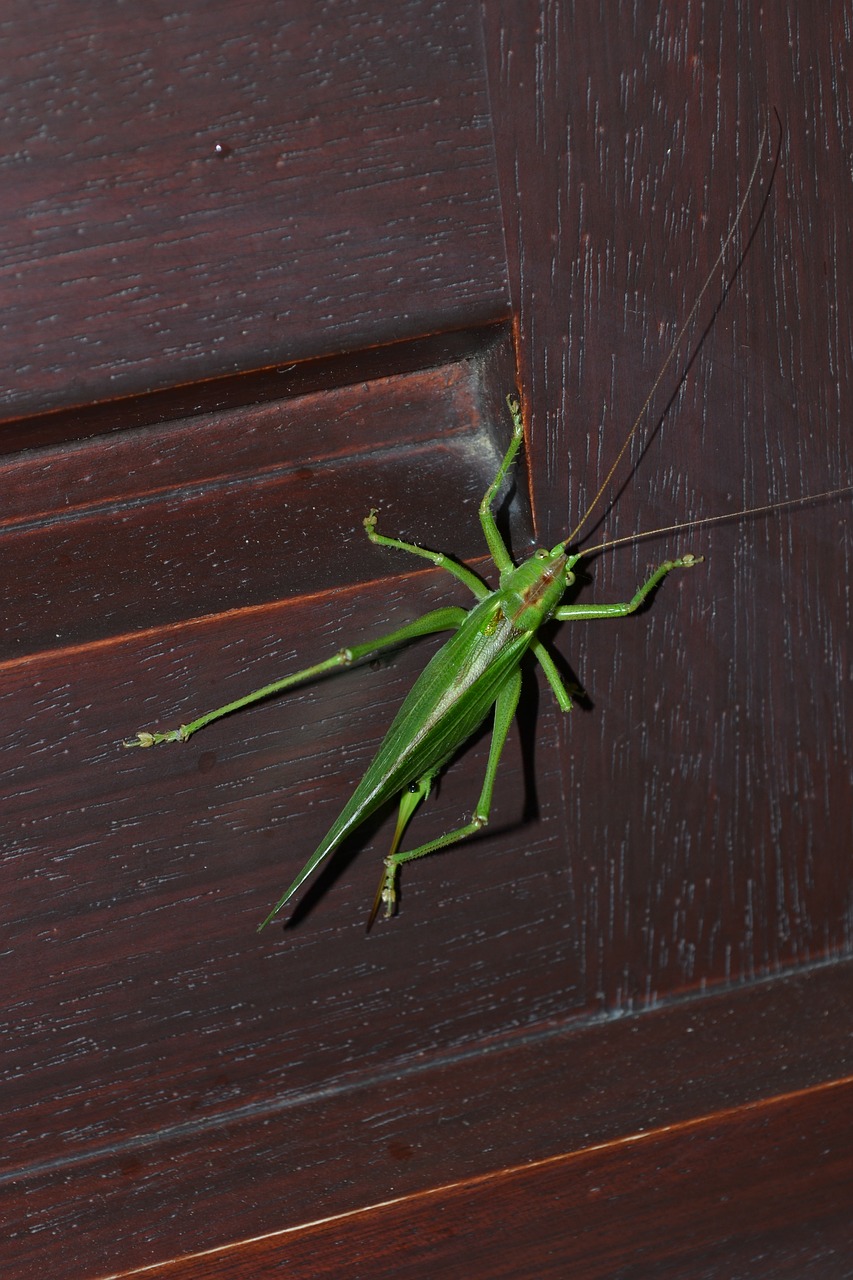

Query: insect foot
left=123, top=727, right=188, bottom=748
left=366, top=857, right=400, bottom=933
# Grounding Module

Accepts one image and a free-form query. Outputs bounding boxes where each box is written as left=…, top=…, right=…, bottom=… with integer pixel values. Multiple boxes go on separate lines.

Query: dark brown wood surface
left=107, top=1074, right=853, bottom=1279
left=0, top=0, right=506, bottom=424
left=1, top=2, right=850, bottom=1277
left=488, top=0, right=853, bottom=1001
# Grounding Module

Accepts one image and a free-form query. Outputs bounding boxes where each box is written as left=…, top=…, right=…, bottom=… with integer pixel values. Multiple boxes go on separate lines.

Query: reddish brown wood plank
left=0, top=0, right=507, bottom=423
left=2, top=964, right=850, bottom=1277
left=484, top=1, right=853, bottom=1003
left=0, top=327, right=498, bottom=455
left=104, top=1078, right=853, bottom=1279
left=1, top=347, right=525, bottom=656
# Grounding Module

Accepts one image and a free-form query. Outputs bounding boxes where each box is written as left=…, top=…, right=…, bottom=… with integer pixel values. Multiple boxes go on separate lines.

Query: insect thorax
left=500, top=548, right=574, bottom=631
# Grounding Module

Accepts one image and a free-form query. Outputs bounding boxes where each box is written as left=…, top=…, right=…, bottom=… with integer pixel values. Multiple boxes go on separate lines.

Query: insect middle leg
left=363, top=509, right=488, bottom=600
left=478, top=394, right=526, bottom=574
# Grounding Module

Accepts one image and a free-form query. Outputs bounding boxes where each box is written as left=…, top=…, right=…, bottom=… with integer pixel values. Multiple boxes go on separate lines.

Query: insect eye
left=565, top=571, right=575, bottom=586
left=535, top=548, right=548, bottom=559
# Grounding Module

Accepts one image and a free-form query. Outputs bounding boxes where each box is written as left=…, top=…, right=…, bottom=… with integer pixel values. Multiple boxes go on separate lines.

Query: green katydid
left=126, top=403, right=702, bottom=932
left=124, top=120, right=837, bottom=932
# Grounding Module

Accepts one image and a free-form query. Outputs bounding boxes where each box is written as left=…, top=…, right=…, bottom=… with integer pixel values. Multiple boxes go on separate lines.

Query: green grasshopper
left=126, top=404, right=702, bottom=932
left=125, top=122, right=816, bottom=932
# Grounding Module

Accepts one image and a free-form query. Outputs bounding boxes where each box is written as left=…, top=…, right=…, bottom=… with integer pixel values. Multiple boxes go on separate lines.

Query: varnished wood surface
left=104, top=1077, right=853, bottom=1280
left=485, top=0, right=853, bottom=998
left=4, top=963, right=851, bottom=1275
left=1, top=352, right=524, bottom=656
left=0, top=0, right=506, bottom=422
left=2, top=2, right=851, bottom=1277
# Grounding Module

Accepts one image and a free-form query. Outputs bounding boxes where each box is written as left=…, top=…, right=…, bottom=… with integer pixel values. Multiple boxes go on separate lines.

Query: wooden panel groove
left=102, top=1078, right=853, bottom=1279
left=3, top=963, right=850, bottom=1276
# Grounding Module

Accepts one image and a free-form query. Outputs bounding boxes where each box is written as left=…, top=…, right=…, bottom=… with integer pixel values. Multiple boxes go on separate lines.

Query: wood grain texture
left=1, top=351, right=525, bottom=656
left=104, top=1076, right=853, bottom=1278
left=4, top=965, right=851, bottom=1277
left=485, top=0, right=853, bottom=1001
left=0, top=0, right=507, bottom=422
left=2, top=2, right=851, bottom=1277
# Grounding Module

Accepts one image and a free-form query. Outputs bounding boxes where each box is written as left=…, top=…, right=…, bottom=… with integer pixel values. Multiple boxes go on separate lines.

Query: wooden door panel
left=5, top=964, right=850, bottom=1275
left=122, top=1078, right=853, bottom=1280
left=486, top=1, right=853, bottom=1002
left=0, top=0, right=506, bottom=422
left=2, top=2, right=851, bottom=1276
left=2, top=347, right=527, bottom=654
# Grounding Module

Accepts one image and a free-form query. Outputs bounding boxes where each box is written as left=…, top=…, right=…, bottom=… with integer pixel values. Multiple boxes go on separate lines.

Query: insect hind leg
left=367, top=667, right=522, bottom=927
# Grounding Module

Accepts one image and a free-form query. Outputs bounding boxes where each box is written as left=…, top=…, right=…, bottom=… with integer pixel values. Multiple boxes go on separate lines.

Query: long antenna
left=562, top=114, right=778, bottom=551
left=580, top=484, right=853, bottom=558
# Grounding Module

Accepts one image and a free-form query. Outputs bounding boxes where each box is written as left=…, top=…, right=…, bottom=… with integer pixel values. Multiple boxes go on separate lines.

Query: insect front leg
left=554, top=554, right=703, bottom=624
left=367, top=666, right=523, bottom=928
left=478, top=395, right=526, bottom=574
